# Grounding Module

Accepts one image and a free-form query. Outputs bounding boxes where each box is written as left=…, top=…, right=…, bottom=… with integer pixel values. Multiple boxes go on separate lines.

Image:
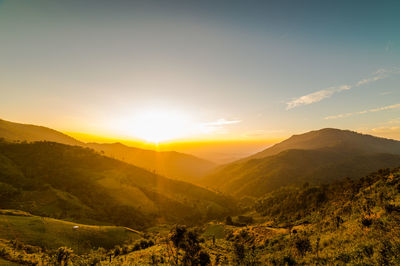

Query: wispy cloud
left=372, top=126, right=400, bottom=133
left=286, top=69, right=394, bottom=110
left=286, top=85, right=350, bottom=110
left=324, top=103, right=400, bottom=120
left=201, top=119, right=241, bottom=126
left=196, top=119, right=241, bottom=134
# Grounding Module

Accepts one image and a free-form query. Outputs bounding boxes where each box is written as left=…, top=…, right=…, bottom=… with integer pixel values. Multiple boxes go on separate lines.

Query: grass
left=0, top=209, right=142, bottom=253
left=203, top=223, right=226, bottom=239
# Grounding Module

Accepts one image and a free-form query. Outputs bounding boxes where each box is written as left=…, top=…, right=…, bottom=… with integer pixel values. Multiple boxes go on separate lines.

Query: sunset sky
left=1, top=0, right=400, bottom=148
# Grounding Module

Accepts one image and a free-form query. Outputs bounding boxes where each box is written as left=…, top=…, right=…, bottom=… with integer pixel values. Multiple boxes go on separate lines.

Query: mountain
left=0, top=140, right=235, bottom=229
left=86, top=142, right=216, bottom=182
left=0, top=118, right=82, bottom=146
left=244, top=128, right=400, bottom=161
left=202, top=128, right=400, bottom=197
left=0, top=118, right=216, bottom=181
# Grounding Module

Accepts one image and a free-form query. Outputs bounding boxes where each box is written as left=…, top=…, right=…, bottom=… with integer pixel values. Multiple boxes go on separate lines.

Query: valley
left=1, top=119, right=400, bottom=264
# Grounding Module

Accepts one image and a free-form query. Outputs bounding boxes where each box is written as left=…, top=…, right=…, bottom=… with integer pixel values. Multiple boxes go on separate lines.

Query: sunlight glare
left=128, top=110, right=190, bottom=143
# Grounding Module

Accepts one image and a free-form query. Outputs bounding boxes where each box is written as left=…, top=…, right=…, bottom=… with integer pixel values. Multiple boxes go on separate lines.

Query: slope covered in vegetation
left=0, top=209, right=142, bottom=253
left=203, top=129, right=400, bottom=196
left=0, top=140, right=235, bottom=230
left=2, top=167, right=400, bottom=265
left=107, top=167, right=400, bottom=265
left=0, top=118, right=217, bottom=182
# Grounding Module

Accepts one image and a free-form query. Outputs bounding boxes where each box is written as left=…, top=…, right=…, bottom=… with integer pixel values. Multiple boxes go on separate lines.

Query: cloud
left=196, top=119, right=241, bottom=134
left=286, top=85, right=350, bottom=110
left=355, top=75, right=386, bottom=87
left=324, top=103, right=400, bottom=120
left=371, top=126, right=400, bottom=133
left=202, top=119, right=241, bottom=126
left=286, top=69, right=392, bottom=110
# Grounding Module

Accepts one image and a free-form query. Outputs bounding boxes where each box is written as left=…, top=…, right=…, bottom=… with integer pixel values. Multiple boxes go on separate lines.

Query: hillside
left=0, top=168, right=400, bottom=265
left=0, top=209, right=142, bottom=253
left=203, top=129, right=400, bottom=197
left=0, top=140, right=235, bottom=229
left=87, top=142, right=216, bottom=182
left=0, top=118, right=216, bottom=182
left=0, top=119, right=81, bottom=146
left=245, top=128, right=400, bottom=161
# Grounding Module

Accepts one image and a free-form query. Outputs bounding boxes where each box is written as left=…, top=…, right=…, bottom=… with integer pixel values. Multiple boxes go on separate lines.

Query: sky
left=1, top=0, right=400, bottom=152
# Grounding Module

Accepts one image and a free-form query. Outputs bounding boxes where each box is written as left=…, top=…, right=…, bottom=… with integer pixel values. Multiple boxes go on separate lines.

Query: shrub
left=361, top=217, right=373, bottom=227
left=282, top=255, right=296, bottom=265
left=295, top=236, right=311, bottom=256
left=336, top=253, right=351, bottom=263
left=199, top=251, right=211, bottom=266
left=233, top=242, right=245, bottom=264
left=56, top=247, right=73, bottom=265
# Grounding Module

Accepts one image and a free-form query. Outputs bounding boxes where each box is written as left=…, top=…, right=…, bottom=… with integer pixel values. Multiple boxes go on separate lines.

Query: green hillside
left=245, top=128, right=400, bottom=161
left=0, top=118, right=217, bottom=182
left=0, top=140, right=236, bottom=229
left=0, top=209, right=141, bottom=253
left=65, top=167, right=400, bottom=265
left=87, top=142, right=216, bottom=182
left=1, top=165, right=400, bottom=265
left=203, top=129, right=400, bottom=197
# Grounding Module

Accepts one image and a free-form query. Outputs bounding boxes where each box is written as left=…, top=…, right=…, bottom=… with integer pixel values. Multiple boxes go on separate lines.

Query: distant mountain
left=202, top=128, right=400, bottom=197
left=0, top=118, right=216, bottom=181
left=0, top=140, right=235, bottom=229
left=0, top=118, right=82, bottom=146
left=244, top=128, right=400, bottom=161
left=87, top=142, right=216, bottom=182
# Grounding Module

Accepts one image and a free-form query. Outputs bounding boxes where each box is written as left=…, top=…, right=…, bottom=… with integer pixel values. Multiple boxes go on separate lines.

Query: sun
left=128, top=110, right=190, bottom=143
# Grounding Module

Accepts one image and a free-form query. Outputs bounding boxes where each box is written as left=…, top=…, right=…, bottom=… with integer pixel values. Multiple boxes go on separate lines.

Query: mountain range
left=0, top=118, right=216, bottom=182
left=0, top=140, right=235, bottom=229
left=202, top=128, right=400, bottom=197
left=3, top=118, right=400, bottom=199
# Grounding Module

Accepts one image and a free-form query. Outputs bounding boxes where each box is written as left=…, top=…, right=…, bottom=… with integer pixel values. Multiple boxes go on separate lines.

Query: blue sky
left=0, top=0, right=399, bottom=142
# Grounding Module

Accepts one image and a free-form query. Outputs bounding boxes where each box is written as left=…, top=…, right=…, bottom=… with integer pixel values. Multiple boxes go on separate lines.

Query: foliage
left=203, top=128, right=400, bottom=197
left=0, top=141, right=236, bottom=229
left=167, top=225, right=211, bottom=265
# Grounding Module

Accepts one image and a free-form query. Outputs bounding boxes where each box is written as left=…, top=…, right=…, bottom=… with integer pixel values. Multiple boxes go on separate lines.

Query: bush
left=199, top=251, right=211, bottom=266
left=361, top=217, right=373, bottom=227
left=233, top=242, right=245, bottom=263
left=56, top=247, right=73, bottom=265
left=282, top=255, right=296, bottom=265
left=295, top=236, right=311, bottom=256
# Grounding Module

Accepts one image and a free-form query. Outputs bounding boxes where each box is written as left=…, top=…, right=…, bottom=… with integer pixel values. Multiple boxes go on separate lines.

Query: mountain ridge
left=243, top=128, right=400, bottom=161
left=0, top=140, right=235, bottom=229
left=0, top=118, right=216, bottom=181
left=202, top=128, right=400, bottom=197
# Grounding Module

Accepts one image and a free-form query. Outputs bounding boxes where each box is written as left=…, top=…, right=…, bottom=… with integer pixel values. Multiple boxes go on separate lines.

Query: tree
left=168, top=226, right=211, bottom=265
